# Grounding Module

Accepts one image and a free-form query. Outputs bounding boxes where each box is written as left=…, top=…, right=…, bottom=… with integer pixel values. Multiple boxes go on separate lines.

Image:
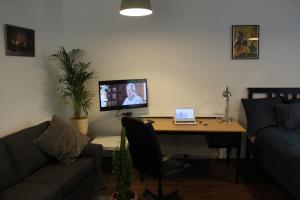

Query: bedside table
left=91, top=136, right=128, bottom=156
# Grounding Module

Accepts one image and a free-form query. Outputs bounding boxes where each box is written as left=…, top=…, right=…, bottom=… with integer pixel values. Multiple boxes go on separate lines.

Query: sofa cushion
left=0, top=141, right=20, bottom=191
left=25, top=158, right=94, bottom=196
left=0, top=181, right=63, bottom=200
left=3, top=121, right=51, bottom=179
left=34, top=116, right=89, bottom=165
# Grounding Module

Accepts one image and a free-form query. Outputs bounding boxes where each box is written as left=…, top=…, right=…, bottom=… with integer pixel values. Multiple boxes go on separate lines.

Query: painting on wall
left=5, top=24, right=35, bottom=57
left=232, top=25, right=259, bottom=59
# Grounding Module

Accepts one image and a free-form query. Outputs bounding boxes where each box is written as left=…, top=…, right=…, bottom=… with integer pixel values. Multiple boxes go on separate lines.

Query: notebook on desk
left=174, top=108, right=197, bottom=125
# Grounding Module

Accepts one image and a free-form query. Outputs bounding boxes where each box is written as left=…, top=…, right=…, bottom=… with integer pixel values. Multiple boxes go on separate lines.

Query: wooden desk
left=142, top=117, right=246, bottom=184
left=144, top=117, right=245, bottom=133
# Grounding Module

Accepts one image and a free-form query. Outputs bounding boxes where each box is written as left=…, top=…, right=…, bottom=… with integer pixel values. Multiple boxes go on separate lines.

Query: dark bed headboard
left=248, top=88, right=300, bottom=100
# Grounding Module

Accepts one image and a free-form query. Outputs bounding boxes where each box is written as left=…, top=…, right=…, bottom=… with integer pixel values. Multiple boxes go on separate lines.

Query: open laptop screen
left=175, top=108, right=194, bottom=120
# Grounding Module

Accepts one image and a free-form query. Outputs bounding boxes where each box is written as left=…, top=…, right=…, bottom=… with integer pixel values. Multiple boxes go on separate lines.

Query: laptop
left=174, top=108, right=197, bottom=125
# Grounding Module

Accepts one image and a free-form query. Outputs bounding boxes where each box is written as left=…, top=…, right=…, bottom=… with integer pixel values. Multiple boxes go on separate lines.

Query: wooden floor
left=94, top=159, right=293, bottom=200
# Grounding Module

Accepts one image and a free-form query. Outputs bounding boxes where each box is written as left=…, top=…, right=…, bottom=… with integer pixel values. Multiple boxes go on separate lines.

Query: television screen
left=99, top=79, right=148, bottom=111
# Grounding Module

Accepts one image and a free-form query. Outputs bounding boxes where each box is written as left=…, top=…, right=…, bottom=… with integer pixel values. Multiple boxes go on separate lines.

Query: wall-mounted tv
left=99, top=79, right=148, bottom=111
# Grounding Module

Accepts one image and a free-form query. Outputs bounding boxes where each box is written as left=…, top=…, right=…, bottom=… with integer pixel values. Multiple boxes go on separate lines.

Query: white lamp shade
left=120, top=0, right=152, bottom=16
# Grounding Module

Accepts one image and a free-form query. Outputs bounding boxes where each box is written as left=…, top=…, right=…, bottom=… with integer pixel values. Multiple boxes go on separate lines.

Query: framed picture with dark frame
left=5, top=24, right=35, bottom=57
left=232, top=25, right=259, bottom=59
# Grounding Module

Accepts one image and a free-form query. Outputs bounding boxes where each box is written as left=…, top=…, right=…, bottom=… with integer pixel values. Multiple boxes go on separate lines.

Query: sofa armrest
left=81, top=143, right=103, bottom=170
left=80, top=142, right=105, bottom=189
left=81, top=143, right=103, bottom=159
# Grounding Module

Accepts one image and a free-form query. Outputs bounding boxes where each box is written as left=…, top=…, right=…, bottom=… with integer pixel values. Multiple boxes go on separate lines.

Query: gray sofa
left=0, top=121, right=104, bottom=200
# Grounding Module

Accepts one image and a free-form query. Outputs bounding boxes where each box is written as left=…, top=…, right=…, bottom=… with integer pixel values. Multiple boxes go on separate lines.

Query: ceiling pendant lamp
left=120, top=0, right=152, bottom=17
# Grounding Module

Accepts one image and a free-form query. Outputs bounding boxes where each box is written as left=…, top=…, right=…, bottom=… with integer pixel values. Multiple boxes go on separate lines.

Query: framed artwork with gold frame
left=232, top=25, right=259, bottom=59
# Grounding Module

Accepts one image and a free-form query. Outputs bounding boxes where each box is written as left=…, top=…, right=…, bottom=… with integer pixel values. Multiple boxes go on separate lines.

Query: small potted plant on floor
left=51, top=47, right=94, bottom=134
left=112, top=127, right=137, bottom=200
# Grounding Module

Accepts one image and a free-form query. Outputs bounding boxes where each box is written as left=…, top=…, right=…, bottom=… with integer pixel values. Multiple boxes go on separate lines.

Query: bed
left=244, top=88, right=300, bottom=200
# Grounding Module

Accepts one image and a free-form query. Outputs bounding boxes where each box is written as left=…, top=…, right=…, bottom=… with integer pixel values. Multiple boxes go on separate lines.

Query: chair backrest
left=121, top=117, right=162, bottom=177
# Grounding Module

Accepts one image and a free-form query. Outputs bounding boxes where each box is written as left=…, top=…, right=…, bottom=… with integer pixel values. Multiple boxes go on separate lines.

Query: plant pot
left=111, top=191, right=137, bottom=200
left=70, top=117, right=88, bottom=135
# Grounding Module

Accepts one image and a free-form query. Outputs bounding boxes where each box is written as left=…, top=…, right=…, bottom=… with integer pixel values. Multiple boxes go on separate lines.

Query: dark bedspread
left=255, top=127, right=300, bottom=199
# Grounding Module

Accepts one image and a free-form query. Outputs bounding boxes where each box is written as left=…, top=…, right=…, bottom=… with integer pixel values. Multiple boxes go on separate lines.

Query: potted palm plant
left=112, top=127, right=137, bottom=200
left=51, top=47, right=94, bottom=134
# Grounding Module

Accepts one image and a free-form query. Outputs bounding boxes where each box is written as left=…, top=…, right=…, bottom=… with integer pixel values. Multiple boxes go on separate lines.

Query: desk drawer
left=205, top=134, right=241, bottom=148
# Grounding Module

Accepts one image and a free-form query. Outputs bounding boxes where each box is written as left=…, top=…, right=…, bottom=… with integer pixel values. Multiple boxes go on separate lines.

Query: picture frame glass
left=5, top=24, right=35, bottom=57
left=232, top=25, right=259, bottom=59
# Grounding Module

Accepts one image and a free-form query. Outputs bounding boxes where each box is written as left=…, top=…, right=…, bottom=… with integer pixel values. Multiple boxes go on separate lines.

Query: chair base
left=143, top=189, right=180, bottom=200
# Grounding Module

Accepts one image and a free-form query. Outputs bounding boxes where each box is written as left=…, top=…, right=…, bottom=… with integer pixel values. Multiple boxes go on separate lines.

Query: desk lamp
left=223, top=86, right=232, bottom=122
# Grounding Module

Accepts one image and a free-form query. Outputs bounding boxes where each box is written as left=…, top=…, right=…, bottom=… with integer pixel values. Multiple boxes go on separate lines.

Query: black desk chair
left=121, top=117, right=190, bottom=200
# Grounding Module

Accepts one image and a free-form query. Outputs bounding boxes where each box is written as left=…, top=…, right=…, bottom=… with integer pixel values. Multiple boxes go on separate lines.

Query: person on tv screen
left=122, top=83, right=143, bottom=105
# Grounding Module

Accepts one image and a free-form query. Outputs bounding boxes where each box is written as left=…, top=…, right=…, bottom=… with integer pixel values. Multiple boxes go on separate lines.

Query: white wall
left=60, top=0, right=300, bottom=156
left=0, top=0, right=62, bottom=137
left=1, top=0, right=300, bottom=156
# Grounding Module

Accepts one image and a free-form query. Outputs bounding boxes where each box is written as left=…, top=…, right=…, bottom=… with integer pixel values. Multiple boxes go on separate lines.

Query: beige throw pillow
left=35, top=115, right=89, bottom=165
